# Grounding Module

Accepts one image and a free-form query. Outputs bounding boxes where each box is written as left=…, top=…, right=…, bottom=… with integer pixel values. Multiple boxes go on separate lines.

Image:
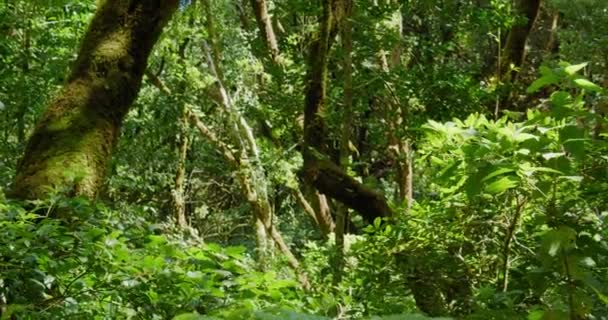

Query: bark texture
left=172, top=107, right=190, bottom=228
left=11, top=0, right=179, bottom=200
left=500, top=0, right=542, bottom=80
left=333, top=0, right=353, bottom=285
left=303, top=0, right=393, bottom=223
left=249, top=0, right=336, bottom=236
left=251, top=0, right=280, bottom=62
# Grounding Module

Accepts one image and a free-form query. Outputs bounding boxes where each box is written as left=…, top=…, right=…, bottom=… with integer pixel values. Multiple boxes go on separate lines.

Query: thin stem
left=501, top=194, right=526, bottom=292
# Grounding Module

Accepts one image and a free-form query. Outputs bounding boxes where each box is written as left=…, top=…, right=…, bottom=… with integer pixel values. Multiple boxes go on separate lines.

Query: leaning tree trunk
left=10, top=0, right=179, bottom=200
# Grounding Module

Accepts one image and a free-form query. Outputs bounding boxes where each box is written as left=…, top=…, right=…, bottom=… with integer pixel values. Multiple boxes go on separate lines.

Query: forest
left=0, top=0, right=607, bottom=319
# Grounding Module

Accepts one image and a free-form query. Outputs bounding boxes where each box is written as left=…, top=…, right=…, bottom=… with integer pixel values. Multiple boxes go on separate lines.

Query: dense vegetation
left=1, top=0, right=607, bottom=319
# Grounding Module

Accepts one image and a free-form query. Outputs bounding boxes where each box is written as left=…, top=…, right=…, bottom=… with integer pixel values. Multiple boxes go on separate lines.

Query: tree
left=302, top=0, right=393, bottom=222
left=499, top=0, right=542, bottom=81
left=10, top=0, right=179, bottom=200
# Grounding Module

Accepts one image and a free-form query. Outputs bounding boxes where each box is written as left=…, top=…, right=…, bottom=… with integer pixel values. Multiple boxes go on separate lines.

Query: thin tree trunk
left=380, top=7, right=413, bottom=213
left=303, top=0, right=393, bottom=223
left=188, top=110, right=308, bottom=287
left=544, top=10, right=560, bottom=55
left=236, top=0, right=250, bottom=30
left=201, top=5, right=273, bottom=260
left=197, top=17, right=309, bottom=285
left=249, top=0, right=335, bottom=237
left=312, top=191, right=334, bottom=236
left=172, top=107, right=190, bottom=228
left=293, top=187, right=335, bottom=238
left=395, top=141, right=413, bottom=211
left=11, top=0, right=179, bottom=200
left=501, top=195, right=526, bottom=292
left=16, top=7, right=31, bottom=145
left=293, top=187, right=320, bottom=226
left=171, top=37, right=194, bottom=229
left=203, top=0, right=225, bottom=82
left=250, top=0, right=280, bottom=62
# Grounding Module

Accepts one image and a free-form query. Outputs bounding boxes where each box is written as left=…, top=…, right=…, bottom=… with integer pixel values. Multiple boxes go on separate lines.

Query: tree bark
left=11, top=0, right=179, bottom=200
left=500, top=0, right=542, bottom=81
left=294, top=187, right=335, bottom=237
left=311, top=190, right=334, bottom=236
left=195, top=27, right=309, bottom=286
left=303, top=0, right=393, bottom=223
left=544, top=10, right=560, bottom=55
left=172, top=107, right=190, bottom=228
left=251, top=0, right=280, bottom=62
left=334, top=0, right=353, bottom=285
left=248, top=0, right=337, bottom=235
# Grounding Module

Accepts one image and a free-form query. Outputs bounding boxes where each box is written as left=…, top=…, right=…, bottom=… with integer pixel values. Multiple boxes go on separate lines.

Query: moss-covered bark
left=302, top=0, right=393, bottom=222
left=11, top=0, right=179, bottom=200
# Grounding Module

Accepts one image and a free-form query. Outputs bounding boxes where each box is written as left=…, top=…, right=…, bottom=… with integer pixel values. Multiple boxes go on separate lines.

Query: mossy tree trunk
left=333, top=0, right=353, bottom=285
left=303, top=0, right=393, bottom=223
left=11, top=0, right=179, bottom=200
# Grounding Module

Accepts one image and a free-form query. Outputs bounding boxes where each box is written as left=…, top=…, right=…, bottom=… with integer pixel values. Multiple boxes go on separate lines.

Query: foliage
left=0, top=198, right=301, bottom=319
left=1, top=0, right=607, bottom=319
left=291, top=64, right=608, bottom=319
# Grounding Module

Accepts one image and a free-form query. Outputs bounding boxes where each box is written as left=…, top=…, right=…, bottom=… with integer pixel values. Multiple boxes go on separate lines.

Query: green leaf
left=519, top=163, right=564, bottom=177
left=437, top=160, right=461, bottom=182
left=527, top=74, right=559, bottom=93
left=225, top=246, right=246, bottom=258
left=573, top=78, right=602, bottom=92
left=539, top=65, right=554, bottom=76
left=560, top=126, right=586, bottom=159
left=564, top=62, right=587, bottom=75
left=527, top=309, right=544, bottom=320
left=550, top=91, right=573, bottom=109
left=486, top=176, right=518, bottom=194
left=373, top=217, right=382, bottom=229
left=591, top=287, right=608, bottom=305
left=560, top=176, right=583, bottom=182
left=542, top=152, right=565, bottom=160
left=173, top=313, right=204, bottom=320
left=541, top=227, right=577, bottom=257
left=482, top=167, right=515, bottom=182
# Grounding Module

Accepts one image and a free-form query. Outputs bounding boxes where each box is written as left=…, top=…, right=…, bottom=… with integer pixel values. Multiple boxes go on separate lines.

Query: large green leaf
left=564, top=62, right=588, bottom=75
left=482, top=167, right=515, bottom=182
left=485, top=176, right=519, bottom=194
left=527, top=74, right=559, bottom=93
left=573, top=78, right=603, bottom=92
left=560, top=125, right=587, bottom=159
left=173, top=313, right=204, bottom=320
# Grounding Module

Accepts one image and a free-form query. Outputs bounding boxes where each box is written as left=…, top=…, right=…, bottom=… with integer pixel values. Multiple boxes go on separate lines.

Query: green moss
left=12, top=0, right=179, bottom=201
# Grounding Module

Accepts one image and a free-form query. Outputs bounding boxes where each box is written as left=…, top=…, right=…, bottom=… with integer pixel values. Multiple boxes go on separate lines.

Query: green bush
left=0, top=198, right=301, bottom=319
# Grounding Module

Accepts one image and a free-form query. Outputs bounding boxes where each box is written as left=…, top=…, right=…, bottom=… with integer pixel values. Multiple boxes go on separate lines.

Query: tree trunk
left=11, top=0, right=179, bottom=200
left=251, top=0, right=280, bottom=62
left=172, top=106, right=190, bottom=228
left=500, top=0, right=542, bottom=81
left=334, top=0, right=353, bottom=285
left=295, top=187, right=335, bottom=238
left=16, top=7, right=31, bottom=145
left=312, top=191, right=334, bottom=236
left=194, top=25, right=309, bottom=285
left=302, top=0, right=393, bottom=223
left=544, top=10, right=560, bottom=55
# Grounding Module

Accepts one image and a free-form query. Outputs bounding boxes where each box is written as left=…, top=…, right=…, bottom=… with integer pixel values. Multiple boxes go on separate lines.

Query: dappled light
left=0, top=0, right=607, bottom=319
